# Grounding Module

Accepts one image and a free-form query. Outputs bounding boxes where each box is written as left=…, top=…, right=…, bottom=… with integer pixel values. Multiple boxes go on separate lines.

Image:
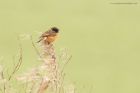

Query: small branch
left=0, top=70, right=4, bottom=93
left=29, top=81, right=36, bottom=93
left=30, top=35, right=42, bottom=59
left=24, top=79, right=29, bottom=93
left=61, top=55, right=72, bottom=74
left=37, top=78, right=50, bottom=93
left=8, top=38, right=23, bottom=81
left=58, top=73, right=65, bottom=93
left=0, top=67, right=5, bottom=93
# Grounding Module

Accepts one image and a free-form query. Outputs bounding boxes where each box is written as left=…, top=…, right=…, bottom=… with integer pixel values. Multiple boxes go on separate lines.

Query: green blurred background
left=0, top=0, right=140, bottom=93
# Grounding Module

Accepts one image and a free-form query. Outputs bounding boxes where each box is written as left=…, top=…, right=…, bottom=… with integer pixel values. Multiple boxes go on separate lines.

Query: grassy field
left=0, top=0, right=140, bottom=93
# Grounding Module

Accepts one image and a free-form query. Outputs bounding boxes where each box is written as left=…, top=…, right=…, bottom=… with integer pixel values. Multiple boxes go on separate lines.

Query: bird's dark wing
left=40, top=31, right=50, bottom=37
left=37, top=31, right=48, bottom=43
left=37, top=30, right=57, bottom=43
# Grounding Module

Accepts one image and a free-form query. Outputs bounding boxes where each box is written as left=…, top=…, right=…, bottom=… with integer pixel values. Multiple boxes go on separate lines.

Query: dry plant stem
left=29, top=81, right=36, bottom=93
left=3, top=82, right=6, bottom=93
left=24, top=75, right=34, bottom=93
left=61, top=55, right=72, bottom=74
left=37, top=79, right=50, bottom=93
left=58, top=73, right=65, bottom=93
left=0, top=71, right=5, bottom=93
left=14, top=35, right=73, bottom=93
left=31, top=36, right=50, bottom=92
left=24, top=79, right=29, bottom=93
left=1, top=38, right=23, bottom=93
left=0, top=67, right=6, bottom=93
left=30, top=35, right=42, bottom=59
left=8, top=40, right=23, bottom=81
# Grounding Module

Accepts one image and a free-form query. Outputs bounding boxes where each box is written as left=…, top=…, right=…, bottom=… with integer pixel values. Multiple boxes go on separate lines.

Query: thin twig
left=61, top=55, right=72, bottom=74
left=30, top=35, right=42, bottom=59
left=29, top=81, right=36, bottom=93
left=58, top=73, right=65, bottom=93
left=0, top=71, right=4, bottom=93
left=8, top=38, right=23, bottom=81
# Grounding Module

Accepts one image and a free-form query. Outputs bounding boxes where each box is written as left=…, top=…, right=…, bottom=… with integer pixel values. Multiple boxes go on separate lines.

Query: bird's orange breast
left=46, top=36, right=57, bottom=43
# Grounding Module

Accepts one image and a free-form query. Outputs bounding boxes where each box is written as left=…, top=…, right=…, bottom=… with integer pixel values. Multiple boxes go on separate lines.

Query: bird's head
left=51, top=27, right=59, bottom=33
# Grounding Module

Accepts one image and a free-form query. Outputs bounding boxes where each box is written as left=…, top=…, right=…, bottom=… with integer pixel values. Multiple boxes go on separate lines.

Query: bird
left=37, top=27, right=59, bottom=44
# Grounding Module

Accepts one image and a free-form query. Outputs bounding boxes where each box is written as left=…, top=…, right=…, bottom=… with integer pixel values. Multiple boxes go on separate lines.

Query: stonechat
left=37, top=27, right=59, bottom=44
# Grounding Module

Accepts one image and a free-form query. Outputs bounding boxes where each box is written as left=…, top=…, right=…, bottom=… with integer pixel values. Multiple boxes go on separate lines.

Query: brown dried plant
left=0, top=38, right=23, bottom=93
left=0, top=34, right=75, bottom=93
